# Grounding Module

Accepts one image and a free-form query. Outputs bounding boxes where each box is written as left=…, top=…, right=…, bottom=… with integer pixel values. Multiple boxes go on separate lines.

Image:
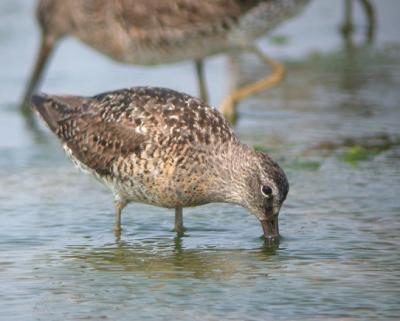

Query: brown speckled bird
left=31, top=87, right=289, bottom=240
left=22, top=0, right=310, bottom=121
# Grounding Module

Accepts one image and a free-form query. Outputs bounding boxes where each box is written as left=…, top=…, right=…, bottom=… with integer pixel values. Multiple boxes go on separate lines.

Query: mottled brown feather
left=114, top=0, right=263, bottom=30
left=40, top=0, right=264, bottom=33
left=32, top=87, right=237, bottom=179
left=31, top=86, right=289, bottom=235
left=61, top=117, right=146, bottom=176
left=36, top=0, right=310, bottom=64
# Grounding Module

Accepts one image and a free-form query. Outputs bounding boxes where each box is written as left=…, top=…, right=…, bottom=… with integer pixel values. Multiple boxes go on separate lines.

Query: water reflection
left=59, top=238, right=278, bottom=280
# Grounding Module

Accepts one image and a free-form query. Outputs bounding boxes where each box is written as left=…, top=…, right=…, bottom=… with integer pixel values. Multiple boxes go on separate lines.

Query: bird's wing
left=113, top=0, right=263, bottom=32
left=31, top=93, right=147, bottom=176
left=60, top=115, right=147, bottom=176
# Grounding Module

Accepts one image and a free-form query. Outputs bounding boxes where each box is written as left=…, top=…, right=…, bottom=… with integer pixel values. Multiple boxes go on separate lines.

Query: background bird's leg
left=359, top=0, right=375, bottom=43
left=20, top=35, right=55, bottom=115
left=195, top=59, right=209, bottom=103
left=174, top=207, right=185, bottom=236
left=227, top=54, right=240, bottom=95
left=341, top=0, right=375, bottom=47
left=114, top=200, right=127, bottom=236
left=219, top=45, right=285, bottom=123
left=224, top=54, right=240, bottom=123
left=341, top=0, right=353, bottom=46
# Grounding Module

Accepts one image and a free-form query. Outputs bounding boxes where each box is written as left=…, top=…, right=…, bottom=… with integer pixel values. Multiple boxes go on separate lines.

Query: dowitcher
left=22, top=0, right=310, bottom=120
left=31, top=87, right=289, bottom=240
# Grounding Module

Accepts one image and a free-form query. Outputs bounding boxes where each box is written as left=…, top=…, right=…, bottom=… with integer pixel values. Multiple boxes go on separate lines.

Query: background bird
left=22, top=0, right=310, bottom=121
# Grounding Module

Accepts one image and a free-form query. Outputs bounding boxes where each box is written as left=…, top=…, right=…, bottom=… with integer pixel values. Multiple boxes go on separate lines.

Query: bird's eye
left=261, top=185, right=273, bottom=197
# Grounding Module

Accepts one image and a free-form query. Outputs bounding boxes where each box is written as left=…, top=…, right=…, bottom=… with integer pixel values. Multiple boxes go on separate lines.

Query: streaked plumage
left=22, top=0, right=310, bottom=120
left=36, top=0, right=308, bottom=65
left=31, top=87, right=289, bottom=240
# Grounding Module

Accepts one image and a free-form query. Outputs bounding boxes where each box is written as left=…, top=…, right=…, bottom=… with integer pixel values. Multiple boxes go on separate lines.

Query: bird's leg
left=224, top=54, right=241, bottom=123
left=341, top=0, right=353, bottom=45
left=195, top=59, right=209, bottom=103
left=219, top=46, right=285, bottom=123
left=227, top=54, right=240, bottom=95
left=359, top=0, right=375, bottom=43
left=174, top=207, right=185, bottom=236
left=20, top=35, right=55, bottom=115
left=341, top=0, right=375, bottom=46
left=114, top=199, right=127, bottom=236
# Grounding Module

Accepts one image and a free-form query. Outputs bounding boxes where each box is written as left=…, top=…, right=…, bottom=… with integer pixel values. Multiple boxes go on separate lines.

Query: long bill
left=260, top=216, right=279, bottom=242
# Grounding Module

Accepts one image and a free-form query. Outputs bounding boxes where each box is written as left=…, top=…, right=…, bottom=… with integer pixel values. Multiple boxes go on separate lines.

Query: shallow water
left=1, top=1, right=400, bottom=320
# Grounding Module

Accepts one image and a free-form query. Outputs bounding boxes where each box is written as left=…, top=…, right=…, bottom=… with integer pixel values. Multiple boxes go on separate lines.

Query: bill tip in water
left=260, top=219, right=280, bottom=243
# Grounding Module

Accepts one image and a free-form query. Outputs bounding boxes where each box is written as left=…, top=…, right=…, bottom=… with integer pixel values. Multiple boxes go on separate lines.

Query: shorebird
left=22, top=0, right=310, bottom=121
left=30, top=87, right=289, bottom=240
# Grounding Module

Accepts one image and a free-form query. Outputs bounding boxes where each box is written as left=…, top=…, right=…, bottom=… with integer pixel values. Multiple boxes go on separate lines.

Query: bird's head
left=235, top=150, right=289, bottom=242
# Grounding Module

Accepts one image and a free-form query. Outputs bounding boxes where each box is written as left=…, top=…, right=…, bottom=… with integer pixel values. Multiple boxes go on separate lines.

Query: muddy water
left=0, top=1, right=399, bottom=320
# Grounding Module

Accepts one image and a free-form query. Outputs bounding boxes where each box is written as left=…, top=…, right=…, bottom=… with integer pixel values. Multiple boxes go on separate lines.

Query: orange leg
left=219, top=46, right=285, bottom=123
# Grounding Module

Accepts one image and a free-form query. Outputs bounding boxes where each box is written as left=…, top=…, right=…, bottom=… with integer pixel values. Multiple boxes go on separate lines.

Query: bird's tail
left=30, top=94, right=87, bottom=132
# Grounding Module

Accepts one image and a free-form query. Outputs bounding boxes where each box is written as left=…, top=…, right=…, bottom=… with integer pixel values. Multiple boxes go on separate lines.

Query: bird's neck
left=207, top=142, right=256, bottom=206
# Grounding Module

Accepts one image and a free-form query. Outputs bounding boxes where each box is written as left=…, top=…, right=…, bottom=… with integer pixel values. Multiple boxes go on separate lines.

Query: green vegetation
left=270, top=35, right=289, bottom=45
left=253, top=144, right=274, bottom=153
left=341, top=145, right=371, bottom=164
left=290, top=159, right=321, bottom=171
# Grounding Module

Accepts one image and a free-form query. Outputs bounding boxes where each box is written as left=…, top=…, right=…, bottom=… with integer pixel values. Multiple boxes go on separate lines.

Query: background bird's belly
left=79, top=29, right=237, bottom=66
left=122, top=37, right=234, bottom=66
